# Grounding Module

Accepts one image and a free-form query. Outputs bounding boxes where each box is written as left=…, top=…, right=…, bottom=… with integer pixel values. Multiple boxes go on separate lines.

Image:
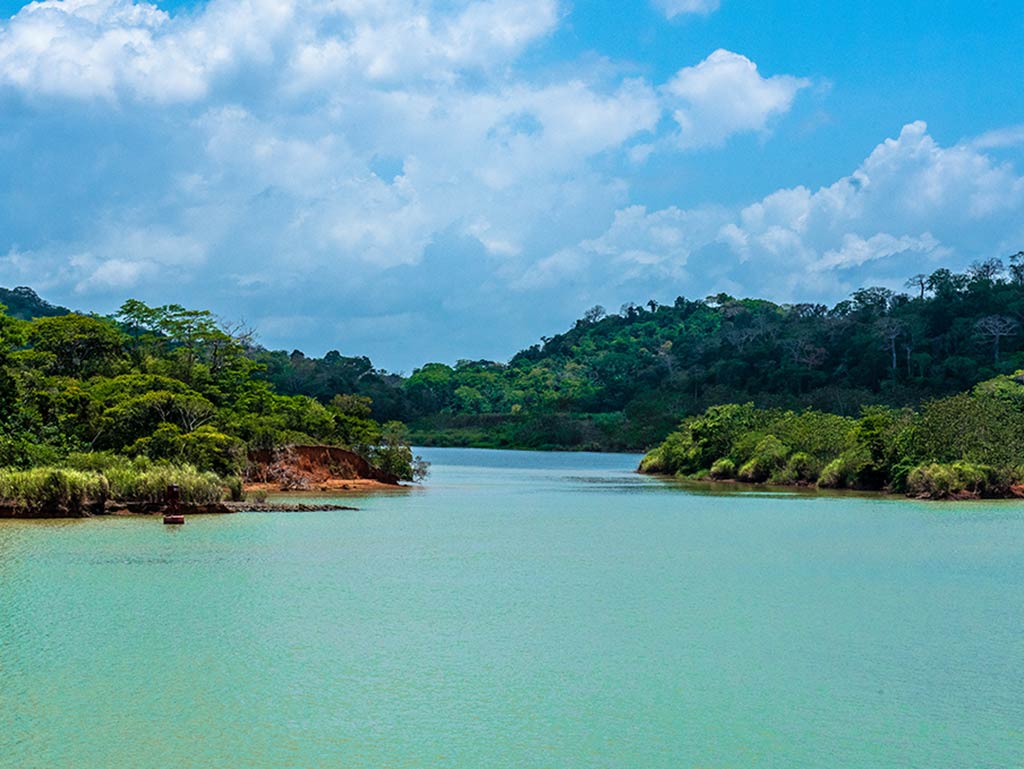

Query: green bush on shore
left=642, top=374, right=1024, bottom=498
left=737, top=435, right=789, bottom=483
left=905, top=462, right=1017, bottom=498
left=104, top=464, right=224, bottom=505
left=817, top=446, right=872, bottom=489
left=709, top=458, right=736, bottom=479
left=774, top=452, right=822, bottom=484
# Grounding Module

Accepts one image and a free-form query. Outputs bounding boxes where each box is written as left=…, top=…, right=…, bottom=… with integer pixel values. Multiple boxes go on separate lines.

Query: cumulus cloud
left=551, top=122, right=1024, bottom=301
left=515, top=204, right=725, bottom=288
left=0, top=0, right=888, bottom=367
left=0, top=0, right=221, bottom=101
left=654, top=0, right=720, bottom=19
left=665, top=49, right=810, bottom=148
left=0, top=0, right=561, bottom=101
left=968, top=124, right=1024, bottom=150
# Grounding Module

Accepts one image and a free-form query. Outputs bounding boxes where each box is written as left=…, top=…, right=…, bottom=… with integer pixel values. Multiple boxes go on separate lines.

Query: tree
left=974, top=315, right=1019, bottom=363
left=851, top=287, right=894, bottom=316
left=369, top=421, right=428, bottom=481
left=26, top=314, right=125, bottom=378
left=877, top=318, right=905, bottom=375
left=0, top=306, right=23, bottom=420
left=905, top=274, right=928, bottom=300
left=926, top=268, right=968, bottom=298
left=967, top=258, right=1004, bottom=284
left=1009, top=251, right=1024, bottom=286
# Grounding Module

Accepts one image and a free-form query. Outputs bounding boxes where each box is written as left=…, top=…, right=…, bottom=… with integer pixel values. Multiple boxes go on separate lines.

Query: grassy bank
left=0, top=454, right=225, bottom=517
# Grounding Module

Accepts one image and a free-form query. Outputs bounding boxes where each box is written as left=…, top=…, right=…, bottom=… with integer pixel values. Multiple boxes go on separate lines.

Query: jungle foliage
left=0, top=299, right=425, bottom=497
left=640, top=371, right=1024, bottom=498
left=6, top=254, right=1024, bottom=471
left=258, top=254, right=1024, bottom=451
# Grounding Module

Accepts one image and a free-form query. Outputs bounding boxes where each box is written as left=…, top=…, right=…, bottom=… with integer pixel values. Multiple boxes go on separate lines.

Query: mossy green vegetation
left=641, top=372, right=1024, bottom=499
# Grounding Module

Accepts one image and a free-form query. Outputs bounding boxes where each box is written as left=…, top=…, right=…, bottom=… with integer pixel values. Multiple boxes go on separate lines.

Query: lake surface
left=1, top=447, right=1022, bottom=768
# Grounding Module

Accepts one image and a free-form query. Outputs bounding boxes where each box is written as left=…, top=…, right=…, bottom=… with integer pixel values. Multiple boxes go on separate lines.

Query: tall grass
left=105, top=463, right=224, bottom=505
left=0, top=468, right=108, bottom=514
left=0, top=459, right=224, bottom=513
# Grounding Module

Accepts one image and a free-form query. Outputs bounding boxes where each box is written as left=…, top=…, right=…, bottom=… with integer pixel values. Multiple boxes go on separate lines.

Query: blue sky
left=1, top=0, right=1022, bottom=371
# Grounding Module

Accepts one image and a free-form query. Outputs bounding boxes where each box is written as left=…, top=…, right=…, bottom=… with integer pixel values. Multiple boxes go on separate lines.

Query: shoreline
left=243, top=478, right=404, bottom=494
left=0, top=500, right=363, bottom=519
left=0, top=475, right=407, bottom=520
left=642, top=471, right=1024, bottom=501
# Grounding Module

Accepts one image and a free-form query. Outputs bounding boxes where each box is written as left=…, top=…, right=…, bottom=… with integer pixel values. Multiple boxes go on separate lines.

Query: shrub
left=639, top=430, right=696, bottom=475
left=774, top=451, right=821, bottom=484
left=737, top=435, right=789, bottom=483
left=906, top=462, right=1017, bottom=498
left=818, top=446, right=871, bottom=489
left=766, top=410, right=854, bottom=462
left=906, top=463, right=961, bottom=498
left=709, top=457, right=736, bottom=479
left=225, top=475, right=244, bottom=502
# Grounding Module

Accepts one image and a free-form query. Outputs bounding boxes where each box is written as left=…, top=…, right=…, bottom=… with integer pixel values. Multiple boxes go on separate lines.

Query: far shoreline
left=642, top=470, right=1024, bottom=502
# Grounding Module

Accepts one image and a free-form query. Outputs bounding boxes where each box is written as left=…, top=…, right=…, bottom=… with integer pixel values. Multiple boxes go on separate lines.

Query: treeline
left=7, top=253, right=1024, bottom=456
left=640, top=372, right=1024, bottom=498
left=0, top=299, right=424, bottom=494
left=257, top=253, right=1024, bottom=450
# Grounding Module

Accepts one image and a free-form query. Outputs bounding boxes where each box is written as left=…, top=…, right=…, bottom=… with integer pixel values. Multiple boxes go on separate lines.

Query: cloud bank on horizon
left=1, top=0, right=1023, bottom=369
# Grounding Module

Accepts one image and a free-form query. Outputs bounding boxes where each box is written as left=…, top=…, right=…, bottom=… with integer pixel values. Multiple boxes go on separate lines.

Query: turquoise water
left=1, top=447, right=1022, bottom=768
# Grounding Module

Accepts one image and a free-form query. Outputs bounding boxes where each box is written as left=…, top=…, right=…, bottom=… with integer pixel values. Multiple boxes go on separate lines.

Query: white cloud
left=815, top=233, right=943, bottom=271
left=654, top=0, right=720, bottom=19
left=0, top=0, right=561, bottom=101
left=515, top=204, right=726, bottom=288
left=665, top=49, right=810, bottom=148
left=0, top=0, right=219, bottom=101
left=968, top=125, right=1024, bottom=151
left=549, top=122, right=1024, bottom=301
left=0, top=0, right=848, bottom=366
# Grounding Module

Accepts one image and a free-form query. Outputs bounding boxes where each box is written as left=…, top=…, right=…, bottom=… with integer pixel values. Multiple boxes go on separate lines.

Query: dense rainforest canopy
left=259, top=254, right=1024, bottom=450
left=4, top=253, right=1024, bottom=465
left=0, top=298, right=422, bottom=486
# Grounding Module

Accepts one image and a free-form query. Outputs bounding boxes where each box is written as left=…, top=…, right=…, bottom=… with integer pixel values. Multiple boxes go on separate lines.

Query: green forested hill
left=9, top=254, right=1024, bottom=455
left=0, top=286, right=70, bottom=320
left=254, top=255, right=1024, bottom=450
left=0, top=300, right=422, bottom=488
left=393, top=256, right=1024, bottom=448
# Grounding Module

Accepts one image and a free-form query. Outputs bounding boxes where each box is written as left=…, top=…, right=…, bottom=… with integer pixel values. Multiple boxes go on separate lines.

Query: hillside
left=269, top=255, right=1024, bottom=451
left=0, top=286, right=70, bottom=320
left=9, top=254, right=1024, bottom=454
left=0, top=299, right=425, bottom=516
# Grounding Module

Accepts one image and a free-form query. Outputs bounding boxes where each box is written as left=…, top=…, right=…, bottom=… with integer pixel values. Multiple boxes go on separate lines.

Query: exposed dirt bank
left=245, top=445, right=401, bottom=490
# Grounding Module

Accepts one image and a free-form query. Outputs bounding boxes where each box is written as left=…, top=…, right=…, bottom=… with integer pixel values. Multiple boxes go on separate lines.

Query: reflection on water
left=1, top=446, right=1022, bottom=769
